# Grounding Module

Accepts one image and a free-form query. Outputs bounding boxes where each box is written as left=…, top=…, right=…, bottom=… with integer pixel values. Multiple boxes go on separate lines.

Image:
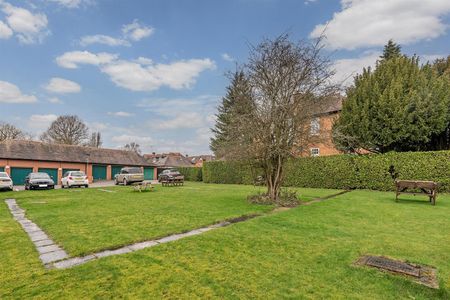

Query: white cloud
left=0, top=20, right=13, bottom=39
left=0, top=81, right=37, bottom=103
left=1, top=1, right=49, bottom=44
left=420, top=54, right=447, bottom=63
left=80, top=34, right=130, bottom=47
left=221, top=53, right=234, bottom=62
left=47, top=0, right=93, bottom=8
left=48, top=97, right=63, bottom=104
left=122, top=19, right=154, bottom=41
left=155, top=112, right=205, bottom=130
left=56, top=51, right=118, bottom=69
left=44, top=77, right=81, bottom=94
left=56, top=50, right=215, bottom=91
left=332, top=51, right=380, bottom=86
left=311, top=0, right=450, bottom=50
left=100, top=58, right=216, bottom=91
left=108, top=111, right=135, bottom=117
left=28, top=114, right=57, bottom=129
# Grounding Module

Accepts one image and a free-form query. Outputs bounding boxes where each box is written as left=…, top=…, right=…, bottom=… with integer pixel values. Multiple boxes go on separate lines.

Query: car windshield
left=71, top=171, right=85, bottom=177
left=127, top=168, right=142, bottom=174
left=30, top=173, right=50, bottom=179
left=0, top=172, right=8, bottom=178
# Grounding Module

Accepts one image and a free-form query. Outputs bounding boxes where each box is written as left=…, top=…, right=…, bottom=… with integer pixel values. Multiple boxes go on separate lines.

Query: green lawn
left=1, top=184, right=449, bottom=299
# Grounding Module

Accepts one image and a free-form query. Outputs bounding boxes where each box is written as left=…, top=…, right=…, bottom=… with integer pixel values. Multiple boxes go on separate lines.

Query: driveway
left=10, top=180, right=159, bottom=191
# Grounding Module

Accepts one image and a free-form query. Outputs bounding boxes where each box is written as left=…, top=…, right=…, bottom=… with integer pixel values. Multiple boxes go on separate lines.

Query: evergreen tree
left=210, top=70, right=253, bottom=158
left=380, top=39, right=402, bottom=60
left=333, top=54, right=450, bottom=153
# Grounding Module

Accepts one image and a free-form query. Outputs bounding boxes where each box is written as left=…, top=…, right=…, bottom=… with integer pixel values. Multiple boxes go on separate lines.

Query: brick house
left=302, top=96, right=343, bottom=157
left=189, top=155, right=215, bottom=167
left=0, top=140, right=157, bottom=185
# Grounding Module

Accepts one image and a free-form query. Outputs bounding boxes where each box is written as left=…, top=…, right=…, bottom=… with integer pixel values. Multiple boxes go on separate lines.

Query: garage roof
left=0, top=140, right=156, bottom=167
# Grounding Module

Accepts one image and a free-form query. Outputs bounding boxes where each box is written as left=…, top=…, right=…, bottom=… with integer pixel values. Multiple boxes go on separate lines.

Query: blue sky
left=1, top=0, right=449, bottom=155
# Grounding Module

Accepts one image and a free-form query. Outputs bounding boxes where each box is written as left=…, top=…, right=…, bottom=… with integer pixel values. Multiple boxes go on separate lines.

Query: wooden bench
left=395, top=180, right=438, bottom=205
left=132, top=181, right=154, bottom=192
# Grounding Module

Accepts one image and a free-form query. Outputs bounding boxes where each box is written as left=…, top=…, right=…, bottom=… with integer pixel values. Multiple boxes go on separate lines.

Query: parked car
left=0, top=172, right=13, bottom=191
left=61, top=171, right=89, bottom=188
left=158, top=169, right=184, bottom=182
left=24, top=172, right=55, bottom=190
left=114, top=167, right=144, bottom=185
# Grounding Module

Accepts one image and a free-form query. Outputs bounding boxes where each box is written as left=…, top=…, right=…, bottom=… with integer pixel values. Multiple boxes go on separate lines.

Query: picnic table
left=132, top=181, right=154, bottom=192
left=395, top=180, right=438, bottom=205
left=161, top=177, right=184, bottom=187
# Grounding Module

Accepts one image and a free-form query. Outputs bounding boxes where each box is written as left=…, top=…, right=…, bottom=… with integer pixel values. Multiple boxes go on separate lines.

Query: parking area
left=8, top=180, right=159, bottom=191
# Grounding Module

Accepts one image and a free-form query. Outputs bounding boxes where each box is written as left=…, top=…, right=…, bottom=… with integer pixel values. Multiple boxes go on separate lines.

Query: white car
left=0, top=172, right=13, bottom=191
left=61, top=171, right=89, bottom=188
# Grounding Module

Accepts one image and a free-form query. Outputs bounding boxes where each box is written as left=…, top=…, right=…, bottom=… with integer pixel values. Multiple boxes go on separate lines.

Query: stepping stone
left=95, top=247, right=132, bottom=258
left=157, top=234, right=185, bottom=243
left=35, top=239, right=54, bottom=247
left=198, top=227, right=213, bottom=232
left=40, top=250, right=69, bottom=264
left=30, top=232, right=49, bottom=242
left=52, top=255, right=96, bottom=269
left=37, top=244, right=61, bottom=255
left=128, top=241, right=158, bottom=251
left=181, top=229, right=204, bottom=237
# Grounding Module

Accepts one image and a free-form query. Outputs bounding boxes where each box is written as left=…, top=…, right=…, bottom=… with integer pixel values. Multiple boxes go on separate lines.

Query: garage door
left=38, top=168, right=58, bottom=182
left=0, top=167, right=4, bottom=172
left=10, top=167, right=33, bottom=185
left=92, top=165, right=107, bottom=181
left=144, top=167, right=154, bottom=180
left=111, top=166, right=123, bottom=178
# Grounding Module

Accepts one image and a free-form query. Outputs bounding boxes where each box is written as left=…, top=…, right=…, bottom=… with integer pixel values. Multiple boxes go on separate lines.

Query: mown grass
left=1, top=184, right=449, bottom=299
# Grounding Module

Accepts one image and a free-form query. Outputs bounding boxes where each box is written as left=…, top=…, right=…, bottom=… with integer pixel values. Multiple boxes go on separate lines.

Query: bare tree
left=0, top=123, right=26, bottom=142
left=221, top=34, right=338, bottom=203
left=40, top=115, right=89, bottom=145
left=123, top=142, right=141, bottom=154
left=85, top=132, right=103, bottom=148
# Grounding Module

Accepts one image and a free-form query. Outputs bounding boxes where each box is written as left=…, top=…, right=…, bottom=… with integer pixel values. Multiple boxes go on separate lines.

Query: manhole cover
left=355, top=255, right=439, bottom=289
left=364, top=256, right=420, bottom=277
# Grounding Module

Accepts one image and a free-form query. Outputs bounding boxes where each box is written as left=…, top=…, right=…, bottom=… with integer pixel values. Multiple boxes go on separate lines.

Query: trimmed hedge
left=177, top=167, right=203, bottom=181
left=203, top=151, right=450, bottom=192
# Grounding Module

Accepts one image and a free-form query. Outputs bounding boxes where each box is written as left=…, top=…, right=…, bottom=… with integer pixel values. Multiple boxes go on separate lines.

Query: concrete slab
left=37, top=244, right=61, bottom=255
left=40, top=250, right=69, bottom=264
left=30, top=232, right=49, bottom=242
left=95, top=247, right=132, bottom=258
left=34, top=239, right=54, bottom=247
left=52, top=255, right=96, bottom=269
left=157, top=234, right=186, bottom=243
left=128, top=241, right=159, bottom=251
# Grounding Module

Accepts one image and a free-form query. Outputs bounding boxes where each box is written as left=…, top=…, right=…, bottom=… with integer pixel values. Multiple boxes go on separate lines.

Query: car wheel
left=123, top=179, right=128, bottom=186
left=85, top=185, right=89, bottom=188
left=114, top=179, right=119, bottom=185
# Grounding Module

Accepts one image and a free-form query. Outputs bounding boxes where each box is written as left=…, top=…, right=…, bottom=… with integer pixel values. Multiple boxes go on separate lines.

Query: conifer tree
left=380, top=39, right=402, bottom=60
left=333, top=50, right=450, bottom=153
left=210, top=70, right=253, bottom=158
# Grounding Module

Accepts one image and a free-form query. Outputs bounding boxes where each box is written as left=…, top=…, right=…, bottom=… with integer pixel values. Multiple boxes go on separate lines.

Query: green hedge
left=203, top=151, right=450, bottom=192
left=177, top=167, right=203, bottom=181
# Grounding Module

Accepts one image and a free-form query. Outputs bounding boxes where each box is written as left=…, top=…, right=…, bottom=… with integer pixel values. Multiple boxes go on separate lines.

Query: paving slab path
left=4, top=190, right=349, bottom=270
left=5, top=199, right=69, bottom=265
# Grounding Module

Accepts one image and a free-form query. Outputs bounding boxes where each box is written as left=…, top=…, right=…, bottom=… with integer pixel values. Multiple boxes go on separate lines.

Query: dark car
left=25, top=172, right=55, bottom=190
left=158, top=169, right=184, bottom=182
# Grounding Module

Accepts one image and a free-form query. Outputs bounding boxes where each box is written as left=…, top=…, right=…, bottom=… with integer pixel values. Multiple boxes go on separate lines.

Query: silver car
left=114, top=167, right=144, bottom=186
left=0, top=172, right=13, bottom=191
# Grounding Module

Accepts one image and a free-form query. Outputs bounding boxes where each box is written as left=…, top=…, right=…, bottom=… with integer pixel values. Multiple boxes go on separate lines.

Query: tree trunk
left=265, top=155, right=283, bottom=203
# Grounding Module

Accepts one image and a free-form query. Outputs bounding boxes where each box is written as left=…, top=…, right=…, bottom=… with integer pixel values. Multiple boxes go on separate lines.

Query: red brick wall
left=301, top=112, right=342, bottom=157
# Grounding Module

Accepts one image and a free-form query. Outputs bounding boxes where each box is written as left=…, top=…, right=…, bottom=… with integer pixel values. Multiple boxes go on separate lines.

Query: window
left=310, top=117, right=320, bottom=135
left=310, top=148, right=320, bottom=157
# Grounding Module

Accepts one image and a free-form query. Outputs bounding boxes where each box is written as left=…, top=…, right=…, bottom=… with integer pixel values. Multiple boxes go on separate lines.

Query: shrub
left=203, top=150, right=450, bottom=192
left=177, top=167, right=202, bottom=181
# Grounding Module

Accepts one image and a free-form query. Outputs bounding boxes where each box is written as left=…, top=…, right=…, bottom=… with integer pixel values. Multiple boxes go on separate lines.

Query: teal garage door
left=92, top=165, right=107, bottom=181
left=0, top=167, right=4, bottom=172
left=10, top=167, right=33, bottom=185
left=38, top=168, right=58, bottom=182
left=144, top=167, right=154, bottom=180
left=111, top=166, right=123, bottom=178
